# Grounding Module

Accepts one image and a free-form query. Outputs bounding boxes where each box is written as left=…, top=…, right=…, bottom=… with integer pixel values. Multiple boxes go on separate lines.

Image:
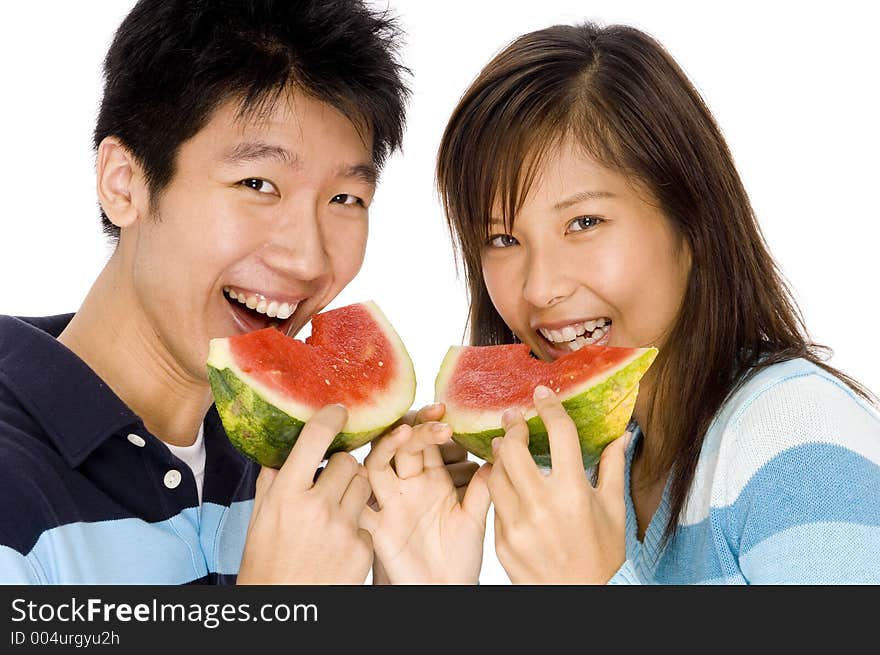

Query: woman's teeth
left=539, top=318, right=611, bottom=351
left=224, top=287, right=297, bottom=320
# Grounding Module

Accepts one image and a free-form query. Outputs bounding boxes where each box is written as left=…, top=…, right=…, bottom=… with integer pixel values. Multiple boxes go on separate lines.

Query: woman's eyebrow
left=553, top=190, right=615, bottom=211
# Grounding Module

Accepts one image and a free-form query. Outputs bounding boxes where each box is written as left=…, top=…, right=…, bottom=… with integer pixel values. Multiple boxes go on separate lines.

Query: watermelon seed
left=324, top=379, right=330, bottom=385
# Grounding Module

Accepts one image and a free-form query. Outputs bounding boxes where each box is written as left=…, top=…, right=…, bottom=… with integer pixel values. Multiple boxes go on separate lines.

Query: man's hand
left=237, top=404, right=374, bottom=585
left=360, top=420, right=491, bottom=585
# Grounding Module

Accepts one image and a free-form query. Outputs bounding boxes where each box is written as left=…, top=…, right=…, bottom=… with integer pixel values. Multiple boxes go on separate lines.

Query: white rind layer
left=435, top=345, right=652, bottom=434
left=208, top=301, right=416, bottom=433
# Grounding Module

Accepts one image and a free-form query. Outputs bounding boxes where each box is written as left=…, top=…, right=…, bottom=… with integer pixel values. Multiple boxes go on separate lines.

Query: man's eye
left=240, top=178, right=278, bottom=195
left=567, top=216, right=603, bottom=232
left=330, top=193, right=364, bottom=207
left=487, top=234, right=519, bottom=248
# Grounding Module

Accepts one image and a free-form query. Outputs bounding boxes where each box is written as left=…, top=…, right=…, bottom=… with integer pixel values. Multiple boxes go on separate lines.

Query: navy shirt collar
left=0, top=314, right=140, bottom=468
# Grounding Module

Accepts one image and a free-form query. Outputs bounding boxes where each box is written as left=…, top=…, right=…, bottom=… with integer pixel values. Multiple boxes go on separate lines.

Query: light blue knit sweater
left=609, top=358, right=880, bottom=584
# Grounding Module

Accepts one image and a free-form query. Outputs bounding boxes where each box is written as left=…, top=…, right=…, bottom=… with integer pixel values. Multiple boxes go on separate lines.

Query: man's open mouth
left=223, top=286, right=301, bottom=335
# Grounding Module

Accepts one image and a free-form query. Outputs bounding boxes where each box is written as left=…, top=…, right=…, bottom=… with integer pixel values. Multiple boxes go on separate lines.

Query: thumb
left=595, top=430, right=631, bottom=497
left=462, top=462, right=493, bottom=526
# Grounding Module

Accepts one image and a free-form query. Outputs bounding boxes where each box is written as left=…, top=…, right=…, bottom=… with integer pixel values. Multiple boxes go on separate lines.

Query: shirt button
left=164, top=470, right=182, bottom=489
left=127, top=433, right=146, bottom=447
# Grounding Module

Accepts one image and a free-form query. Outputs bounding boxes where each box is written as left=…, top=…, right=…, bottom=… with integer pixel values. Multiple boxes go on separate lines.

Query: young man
left=0, top=0, right=472, bottom=585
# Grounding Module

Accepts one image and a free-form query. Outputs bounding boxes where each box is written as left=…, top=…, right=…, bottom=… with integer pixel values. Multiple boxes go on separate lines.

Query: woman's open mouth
left=537, top=317, right=612, bottom=353
left=223, top=286, right=301, bottom=335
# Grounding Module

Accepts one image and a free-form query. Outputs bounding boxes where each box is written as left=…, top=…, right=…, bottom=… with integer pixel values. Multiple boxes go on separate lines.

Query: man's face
left=124, top=90, right=375, bottom=382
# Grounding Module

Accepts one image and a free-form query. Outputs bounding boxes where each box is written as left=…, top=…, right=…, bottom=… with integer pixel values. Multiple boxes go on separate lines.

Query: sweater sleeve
left=719, top=374, right=880, bottom=584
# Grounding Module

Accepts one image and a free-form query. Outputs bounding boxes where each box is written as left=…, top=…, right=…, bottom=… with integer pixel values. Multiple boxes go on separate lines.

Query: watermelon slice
left=207, top=301, right=416, bottom=468
left=435, top=343, right=658, bottom=468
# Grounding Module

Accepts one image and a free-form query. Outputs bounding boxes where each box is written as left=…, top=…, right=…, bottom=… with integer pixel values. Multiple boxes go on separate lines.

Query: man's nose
left=261, top=201, right=331, bottom=282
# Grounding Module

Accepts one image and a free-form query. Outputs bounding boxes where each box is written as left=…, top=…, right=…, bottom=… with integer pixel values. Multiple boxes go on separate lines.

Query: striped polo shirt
left=0, top=314, right=258, bottom=584
left=609, top=358, right=880, bottom=584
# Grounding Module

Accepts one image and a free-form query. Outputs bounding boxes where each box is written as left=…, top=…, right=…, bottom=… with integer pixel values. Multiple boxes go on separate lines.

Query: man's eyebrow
left=338, top=163, right=378, bottom=188
left=221, top=141, right=299, bottom=166
left=553, top=190, right=614, bottom=211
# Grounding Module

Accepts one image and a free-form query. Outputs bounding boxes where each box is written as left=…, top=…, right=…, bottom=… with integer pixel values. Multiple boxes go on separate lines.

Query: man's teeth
left=224, top=287, right=297, bottom=320
left=538, top=318, right=610, bottom=349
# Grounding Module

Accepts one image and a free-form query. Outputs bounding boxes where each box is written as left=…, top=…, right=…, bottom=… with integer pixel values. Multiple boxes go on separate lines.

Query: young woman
left=361, top=21, right=880, bottom=585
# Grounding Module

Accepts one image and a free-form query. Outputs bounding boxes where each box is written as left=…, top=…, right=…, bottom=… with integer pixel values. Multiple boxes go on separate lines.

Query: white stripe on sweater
left=679, top=366, right=880, bottom=526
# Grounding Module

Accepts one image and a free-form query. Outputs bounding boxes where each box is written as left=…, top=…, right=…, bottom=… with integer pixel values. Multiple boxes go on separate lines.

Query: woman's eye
left=567, top=216, right=603, bottom=232
left=330, top=193, right=364, bottom=207
left=487, top=234, right=519, bottom=248
left=240, top=178, right=278, bottom=195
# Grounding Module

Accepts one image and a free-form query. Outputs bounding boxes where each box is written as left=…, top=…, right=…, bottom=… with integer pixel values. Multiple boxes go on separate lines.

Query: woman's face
left=481, top=139, right=692, bottom=361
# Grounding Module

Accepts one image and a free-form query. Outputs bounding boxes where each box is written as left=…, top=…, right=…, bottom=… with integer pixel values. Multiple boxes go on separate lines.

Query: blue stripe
left=739, top=523, right=880, bottom=584
left=201, top=500, right=252, bottom=575
left=716, top=443, right=880, bottom=557
left=650, top=519, right=730, bottom=584
left=27, top=509, right=208, bottom=584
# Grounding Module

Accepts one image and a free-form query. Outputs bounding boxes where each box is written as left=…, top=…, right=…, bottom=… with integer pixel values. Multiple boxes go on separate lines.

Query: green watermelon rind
left=208, top=366, right=387, bottom=468
left=442, top=347, right=656, bottom=468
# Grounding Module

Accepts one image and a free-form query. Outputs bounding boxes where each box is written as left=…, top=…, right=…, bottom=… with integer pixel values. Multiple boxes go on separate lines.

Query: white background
left=1, top=2, right=877, bottom=584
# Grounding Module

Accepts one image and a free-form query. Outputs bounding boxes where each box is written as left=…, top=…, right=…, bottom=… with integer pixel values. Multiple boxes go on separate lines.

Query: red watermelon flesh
left=435, top=343, right=657, bottom=468
left=207, top=301, right=416, bottom=467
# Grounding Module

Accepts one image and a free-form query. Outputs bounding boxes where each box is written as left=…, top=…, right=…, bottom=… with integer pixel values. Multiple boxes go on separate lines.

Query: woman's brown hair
left=436, top=22, right=876, bottom=544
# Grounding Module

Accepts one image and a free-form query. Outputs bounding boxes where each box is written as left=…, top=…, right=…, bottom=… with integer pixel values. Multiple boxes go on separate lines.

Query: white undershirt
left=165, top=423, right=206, bottom=504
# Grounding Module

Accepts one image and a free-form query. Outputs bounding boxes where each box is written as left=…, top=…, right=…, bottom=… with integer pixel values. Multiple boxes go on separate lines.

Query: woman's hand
left=237, top=404, right=374, bottom=585
left=489, top=385, right=630, bottom=584
left=360, top=419, right=492, bottom=584
left=369, top=402, right=479, bottom=584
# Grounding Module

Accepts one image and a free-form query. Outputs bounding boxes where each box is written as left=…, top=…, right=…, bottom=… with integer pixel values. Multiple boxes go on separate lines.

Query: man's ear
left=96, top=137, right=148, bottom=229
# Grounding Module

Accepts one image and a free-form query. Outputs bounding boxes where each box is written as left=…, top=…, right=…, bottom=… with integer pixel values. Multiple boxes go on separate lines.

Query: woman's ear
left=96, top=137, right=148, bottom=230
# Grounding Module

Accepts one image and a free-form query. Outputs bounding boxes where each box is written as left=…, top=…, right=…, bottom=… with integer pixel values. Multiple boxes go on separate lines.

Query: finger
left=340, top=466, right=373, bottom=522
left=462, top=462, right=492, bottom=526
left=364, top=424, right=410, bottom=499
left=389, top=409, right=418, bottom=430
left=394, top=422, right=452, bottom=479
left=596, top=430, right=632, bottom=497
left=277, top=403, right=348, bottom=491
left=410, top=422, right=451, bottom=469
left=313, top=451, right=360, bottom=504
left=415, top=402, right=445, bottom=424
left=487, top=438, right=519, bottom=523
left=498, top=409, right=543, bottom=497
left=439, top=438, right=468, bottom=465
left=532, top=386, right=583, bottom=481
left=446, top=460, right=480, bottom=488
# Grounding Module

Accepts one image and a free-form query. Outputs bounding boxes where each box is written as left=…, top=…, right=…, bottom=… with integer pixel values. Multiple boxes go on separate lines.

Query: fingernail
left=534, top=385, right=552, bottom=399
left=428, top=403, right=443, bottom=412
left=501, top=409, right=517, bottom=428
left=430, top=422, right=448, bottom=432
left=491, top=437, right=502, bottom=454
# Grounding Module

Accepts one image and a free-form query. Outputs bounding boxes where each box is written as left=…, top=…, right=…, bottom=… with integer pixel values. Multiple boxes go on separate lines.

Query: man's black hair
left=94, top=0, right=410, bottom=242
